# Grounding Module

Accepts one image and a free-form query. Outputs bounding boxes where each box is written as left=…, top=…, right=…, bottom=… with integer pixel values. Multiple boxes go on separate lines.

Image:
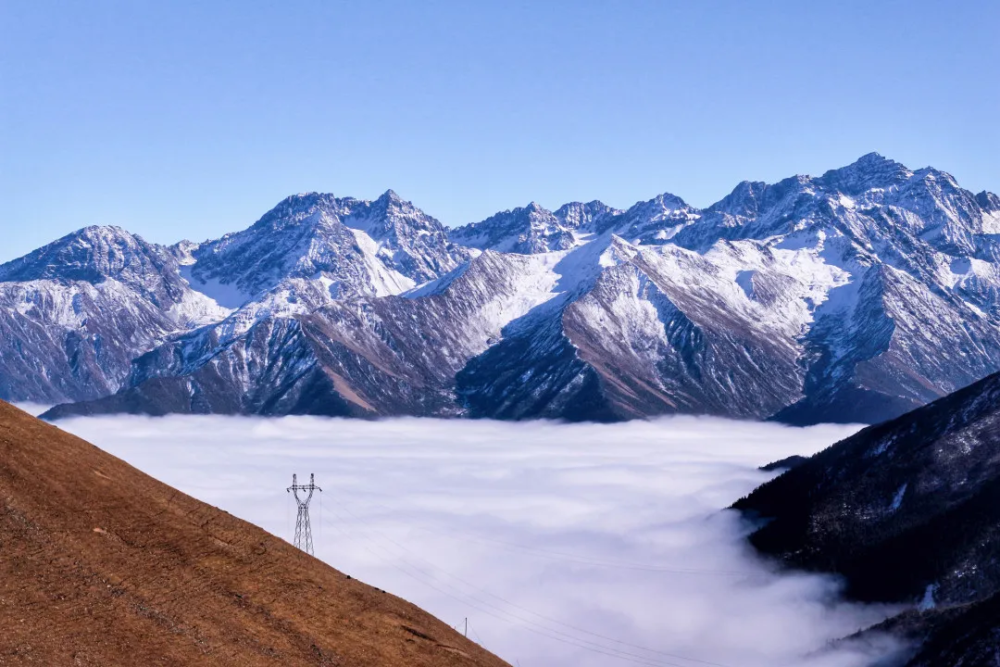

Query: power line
left=334, top=493, right=743, bottom=576
left=322, top=515, right=681, bottom=667
left=412, top=522, right=745, bottom=576
left=329, top=501, right=734, bottom=667
left=320, top=510, right=682, bottom=667
left=467, top=619, right=488, bottom=650
left=320, top=503, right=734, bottom=667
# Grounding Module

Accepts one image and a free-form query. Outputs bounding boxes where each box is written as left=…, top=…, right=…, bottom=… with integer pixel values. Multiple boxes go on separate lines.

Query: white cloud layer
left=58, top=415, right=908, bottom=667
left=14, top=403, right=52, bottom=417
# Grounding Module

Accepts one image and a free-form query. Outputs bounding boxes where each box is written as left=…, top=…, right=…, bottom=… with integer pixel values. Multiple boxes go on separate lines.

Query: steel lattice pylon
left=287, top=473, right=322, bottom=555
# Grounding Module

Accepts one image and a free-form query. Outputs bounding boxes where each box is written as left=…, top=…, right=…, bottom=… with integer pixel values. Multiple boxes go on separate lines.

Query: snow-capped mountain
left=8, top=154, right=1000, bottom=423
left=183, top=190, right=468, bottom=306
left=0, top=192, right=462, bottom=406
left=0, top=226, right=227, bottom=403
left=450, top=201, right=621, bottom=253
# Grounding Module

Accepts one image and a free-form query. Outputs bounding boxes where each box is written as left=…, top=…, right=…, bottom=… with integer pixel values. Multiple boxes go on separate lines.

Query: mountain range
left=4, top=153, right=1000, bottom=423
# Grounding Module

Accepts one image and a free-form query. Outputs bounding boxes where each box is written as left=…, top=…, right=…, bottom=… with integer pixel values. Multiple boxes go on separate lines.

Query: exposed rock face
left=45, top=250, right=574, bottom=418
left=0, top=226, right=227, bottom=403
left=450, top=200, right=621, bottom=254
left=4, top=155, right=1000, bottom=423
left=185, top=190, right=468, bottom=304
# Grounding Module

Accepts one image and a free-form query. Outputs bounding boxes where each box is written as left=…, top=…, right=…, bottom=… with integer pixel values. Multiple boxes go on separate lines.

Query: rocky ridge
left=3, top=154, right=1000, bottom=423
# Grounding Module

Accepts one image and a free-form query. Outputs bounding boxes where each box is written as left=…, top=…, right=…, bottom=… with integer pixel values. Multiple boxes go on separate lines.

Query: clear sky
left=2, top=0, right=998, bottom=262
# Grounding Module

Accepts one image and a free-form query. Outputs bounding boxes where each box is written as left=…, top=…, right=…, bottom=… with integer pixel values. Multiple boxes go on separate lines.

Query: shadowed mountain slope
left=732, top=372, right=1000, bottom=665
left=0, top=401, right=509, bottom=667
left=901, top=593, right=1000, bottom=666
left=733, top=371, right=1000, bottom=606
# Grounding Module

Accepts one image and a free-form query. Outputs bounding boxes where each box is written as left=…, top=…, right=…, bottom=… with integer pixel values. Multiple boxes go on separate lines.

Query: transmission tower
left=287, top=473, right=322, bottom=555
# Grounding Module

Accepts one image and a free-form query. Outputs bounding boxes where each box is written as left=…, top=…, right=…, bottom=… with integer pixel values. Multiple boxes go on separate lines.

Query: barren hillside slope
left=0, top=401, right=510, bottom=667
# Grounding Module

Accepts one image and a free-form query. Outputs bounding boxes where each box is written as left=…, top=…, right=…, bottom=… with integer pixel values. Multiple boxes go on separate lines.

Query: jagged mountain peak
left=251, top=190, right=449, bottom=239
left=168, top=239, right=201, bottom=264
left=378, top=188, right=401, bottom=202
left=38, top=224, right=143, bottom=249
left=186, top=189, right=465, bottom=304
left=68, top=224, right=135, bottom=242
left=977, top=190, right=1000, bottom=212
left=624, top=191, right=691, bottom=217
left=837, top=151, right=905, bottom=174
left=11, top=154, right=1000, bottom=431
left=450, top=203, right=567, bottom=254
left=249, top=192, right=343, bottom=233
left=677, top=153, right=998, bottom=258
left=556, top=200, right=620, bottom=231
left=0, top=224, right=170, bottom=285
left=912, top=165, right=958, bottom=183
left=451, top=200, right=626, bottom=254
left=450, top=191, right=694, bottom=253
left=554, top=199, right=616, bottom=215
left=250, top=190, right=431, bottom=231
left=850, top=150, right=898, bottom=169
left=705, top=154, right=911, bottom=219
left=486, top=201, right=553, bottom=220
left=346, top=190, right=450, bottom=237
left=598, top=192, right=696, bottom=244
left=600, top=234, right=641, bottom=264
left=368, top=188, right=429, bottom=220
left=817, top=152, right=913, bottom=195
left=649, top=191, right=689, bottom=210
left=707, top=180, right=768, bottom=217
left=275, top=191, right=335, bottom=210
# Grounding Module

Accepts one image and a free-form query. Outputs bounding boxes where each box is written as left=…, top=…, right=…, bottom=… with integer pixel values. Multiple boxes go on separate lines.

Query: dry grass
left=0, top=402, right=510, bottom=667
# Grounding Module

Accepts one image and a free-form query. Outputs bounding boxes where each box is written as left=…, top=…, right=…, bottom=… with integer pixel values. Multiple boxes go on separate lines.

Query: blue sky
left=2, top=0, right=998, bottom=262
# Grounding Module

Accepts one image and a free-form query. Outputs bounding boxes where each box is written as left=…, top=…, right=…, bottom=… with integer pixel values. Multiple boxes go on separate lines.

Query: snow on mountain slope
left=0, top=226, right=175, bottom=291
left=185, top=191, right=467, bottom=307
left=776, top=256, right=1000, bottom=424
left=0, top=227, right=229, bottom=403
left=450, top=194, right=707, bottom=255
left=978, top=191, right=1000, bottom=233
left=600, top=193, right=701, bottom=245
left=15, top=153, right=1000, bottom=423
left=450, top=201, right=621, bottom=254
left=457, top=237, right=845, bottom=421
left=45, top=249, right=590, bottom=418
left=0, top=225, right=229, bottom=328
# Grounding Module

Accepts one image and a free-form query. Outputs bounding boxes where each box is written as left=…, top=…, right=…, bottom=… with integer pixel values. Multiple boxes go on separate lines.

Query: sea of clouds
left=54, top=414, right=909, bottom=667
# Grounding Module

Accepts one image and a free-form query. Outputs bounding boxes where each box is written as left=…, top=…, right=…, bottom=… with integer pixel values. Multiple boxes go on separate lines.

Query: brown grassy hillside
left=0, top=401, right=511, bottom=667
